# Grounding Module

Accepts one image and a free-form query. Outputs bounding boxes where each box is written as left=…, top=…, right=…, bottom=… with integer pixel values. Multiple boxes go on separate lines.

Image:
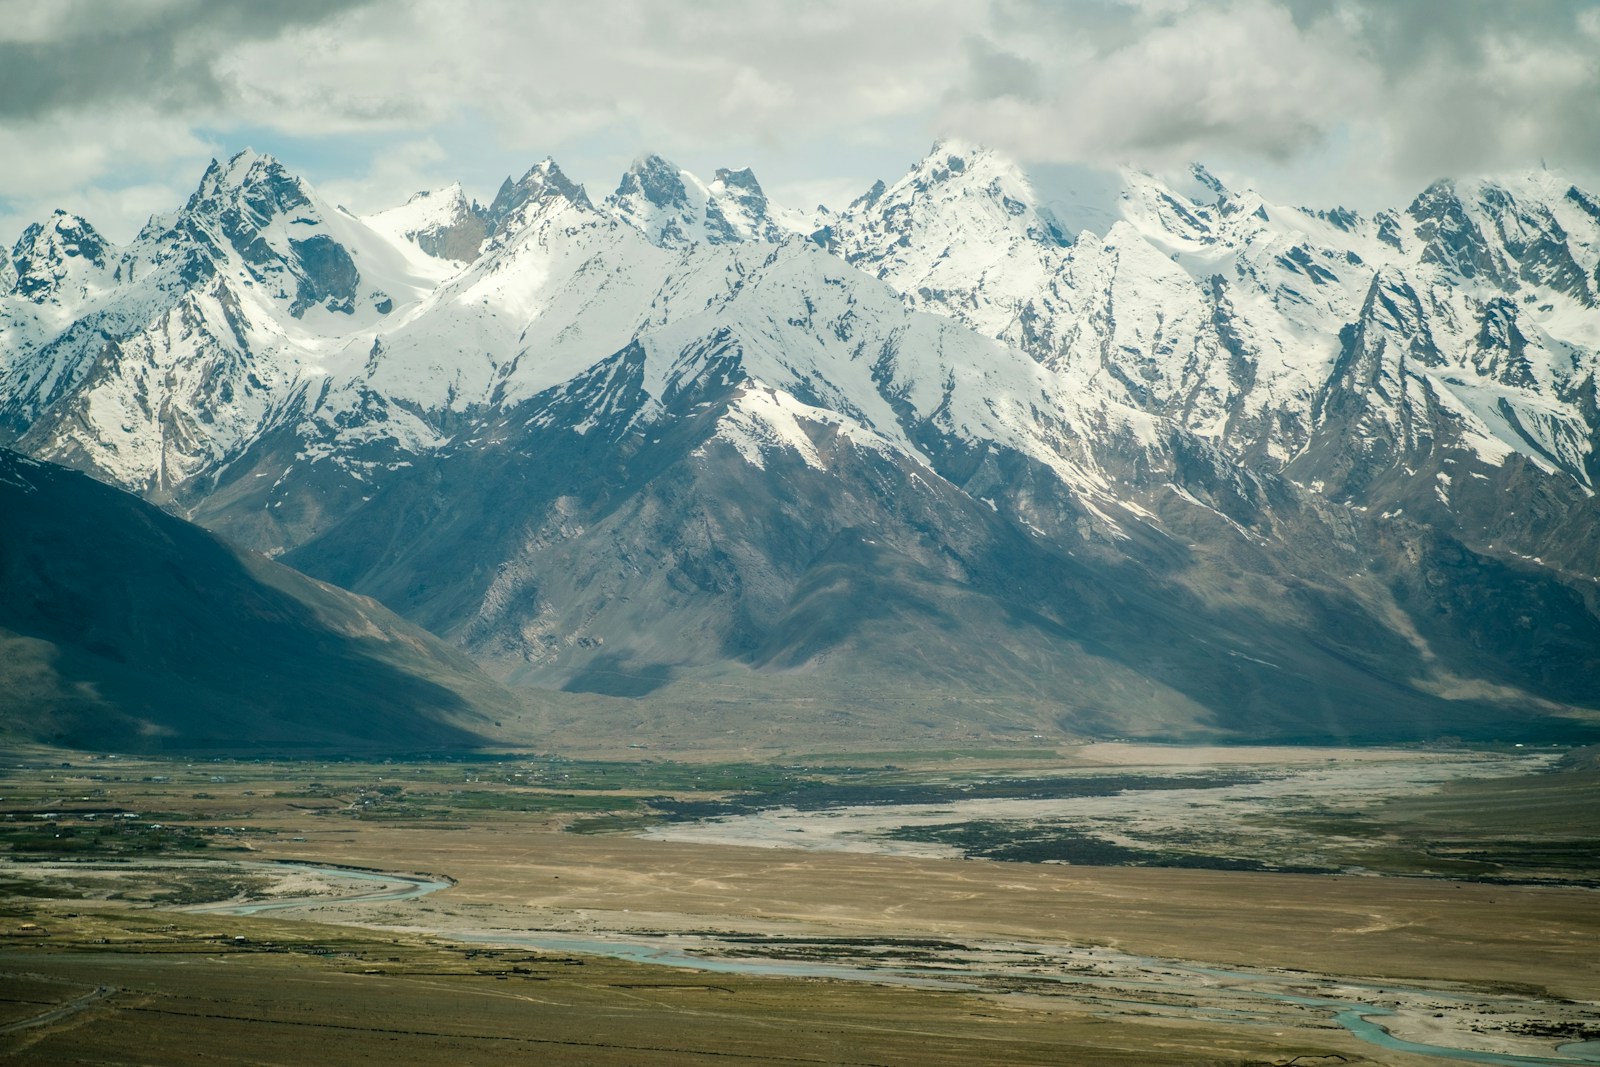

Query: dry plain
left=1, top=743, right=1596, bottom=1065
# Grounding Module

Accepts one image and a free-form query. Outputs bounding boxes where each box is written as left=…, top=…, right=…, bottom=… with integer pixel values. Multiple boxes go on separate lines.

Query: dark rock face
left=486, top=160, right=592, bottom=232
left=708, top=167, right=771, bottom=244
left=1410, top=181, right=1507, bottom=284
left=617, top=155, right=690, bottom=210
left=9, top=212, right=107, bottom=302
left=416, top=215, right=488, bottom=262
left=1474, top=297, right=1537, bottom=390
left=288, top=236, right=358, bottom=317
left=1477, top=185, right=1594, bottom=305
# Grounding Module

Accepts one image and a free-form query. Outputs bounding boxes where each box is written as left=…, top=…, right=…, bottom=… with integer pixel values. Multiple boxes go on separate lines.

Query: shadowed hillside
left=0, top=449, right=514, bottom=752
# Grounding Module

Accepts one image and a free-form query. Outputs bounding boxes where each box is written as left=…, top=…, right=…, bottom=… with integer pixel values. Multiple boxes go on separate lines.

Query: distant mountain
left=2, top=144, right=1597, bottom=747
left=605, top=154, right=810, bottom=247
left=0, top=449, right=514, bottom=752
left=365, top=182, right=487, bottom=263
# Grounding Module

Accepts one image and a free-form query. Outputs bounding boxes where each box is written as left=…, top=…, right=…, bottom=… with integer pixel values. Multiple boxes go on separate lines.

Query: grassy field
left=1357, top=750, right=1600, bottom=869
left=1, top=744, right=1596, bottom=1065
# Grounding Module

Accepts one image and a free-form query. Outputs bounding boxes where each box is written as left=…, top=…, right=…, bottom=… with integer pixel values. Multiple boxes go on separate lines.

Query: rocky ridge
left=3, top=143, right=1597, bottom=744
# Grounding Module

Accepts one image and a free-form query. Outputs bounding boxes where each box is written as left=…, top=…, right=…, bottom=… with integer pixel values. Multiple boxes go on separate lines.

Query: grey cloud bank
left=2, top=0, right=1597, bottom=242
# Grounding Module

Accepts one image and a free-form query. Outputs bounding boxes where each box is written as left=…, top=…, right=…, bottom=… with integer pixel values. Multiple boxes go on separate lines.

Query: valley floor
left=1, top=743, right=1595, bottom=1065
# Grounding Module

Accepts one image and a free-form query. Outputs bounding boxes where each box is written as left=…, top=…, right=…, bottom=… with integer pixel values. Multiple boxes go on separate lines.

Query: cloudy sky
left=3, top=0, right=1599, bottom=243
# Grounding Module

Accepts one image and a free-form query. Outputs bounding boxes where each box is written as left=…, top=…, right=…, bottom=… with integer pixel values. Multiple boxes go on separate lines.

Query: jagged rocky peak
left=1302, top=267, right=1445, bottom=490
left=485, top=158, right=593, bottom=234
left=146, top=147, right=379, bottom=319
left=604, top=153, right=793, bottom=247
left=710, top=164, right=807, bottom=242
left=1116, top=166, right=1230, bottom=243
left=1406, top=173, right=1596, bottom=303
left=8, top=209, right=112, bottom=303
left=605, top=153, right=700, bottom=246
left=709, top=166, right=773, bottom=233
left=848, top=178, right=888, bottom=213
left=905, top=139, right=1067, bottom=243
left=712, top=165, right=762, bottom=196
left=833, top=139, right=1071, bottom=263
left=1476, top=177, right=1596, bottom=305
left=916, top=137, right=988, bottom=180
left=1566, top=183, right=1600, bottom=239
left=1395, top=168, right=1600, bottom=308
left=12, top=209, right=108, bottom=267
left=1314, top=269, right=1431, bottom=412
left=1120, top=161, right=1235, bottom=223
left=1472, top=295, right=1539, bottom=391
left=1357, top=267, right=1440, bottom=363
left=1309, top=204, right=1362, bottom=231
left=365, top=182, right=487, bottom=263
left=1185, top=163, right=1230, bottom=204
left=615, top=153, right=692, bottom=209
left=1408, top=178, right=1512, bottom=285
left=186, top=148, right=312, bottom=220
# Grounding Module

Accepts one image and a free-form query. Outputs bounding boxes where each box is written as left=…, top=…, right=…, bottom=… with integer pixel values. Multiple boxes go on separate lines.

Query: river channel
left=192, top=862, right=1600, bottom=1067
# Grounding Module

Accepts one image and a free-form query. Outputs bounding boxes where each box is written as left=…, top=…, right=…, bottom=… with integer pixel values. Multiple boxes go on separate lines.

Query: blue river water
left=195, top=862, right=1598, bottom=1067
left=185, top=861, right=451, bottom=915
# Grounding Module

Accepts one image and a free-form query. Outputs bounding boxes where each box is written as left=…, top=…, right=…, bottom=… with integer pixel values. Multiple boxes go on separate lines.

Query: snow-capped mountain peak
left=155, top=149, right=439, bottom=322
left=710, top=166, right=761, bottom=196
left=898, top=139, right=1068, bottom=245
left=606, top=153, right=710, bottom=247
left=370, top=183, right=470, bottom=231
left=186, top=149, right=311, bottom=219
left=0, top=152, right=457, bottom=498
left=1183, top=162, right=1231, bottom=204
left=7, top=210, right=112, bottom=305
left=364, top=182, right=486, bottom=263
left=827, top=141, right=1070, bottom=277
left=486, top=158, right=594, bottom=236
left=616, top=153, right=694, bottom=206
left=818, top=141, right=1083, bottom=362
left=1408, top=173, right=1599, bottom=307
left=5, top=145, right=1600, bottom=744
left=604, top=154, right=804, bottom=248
left=706, top=165, right=808, bottom=241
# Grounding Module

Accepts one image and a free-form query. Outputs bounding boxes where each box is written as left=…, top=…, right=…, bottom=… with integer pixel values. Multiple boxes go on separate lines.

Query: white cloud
left=0, top=109, right=219, bottom=243
left=216, top=0, right=981, bottom=149
left=1374, top=17, right=1600, bottom=184
left=316, top=137, right=454, bottom=217
left=3, top=0, right=1599, bottom=239
left=944, top=1, right=1374, bottom=168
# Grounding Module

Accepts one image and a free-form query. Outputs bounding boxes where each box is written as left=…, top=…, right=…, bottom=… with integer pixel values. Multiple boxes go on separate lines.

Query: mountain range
left=3, top=141, right=1598, bottom=748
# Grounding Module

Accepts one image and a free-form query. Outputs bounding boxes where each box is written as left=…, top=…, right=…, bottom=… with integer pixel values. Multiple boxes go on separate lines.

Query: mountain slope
left=1, top=151, right=452, bottom=506
left=3, top=146, right=1599, bottom=747
left=826, top=145, right=1600, bottom=572
left=287, top=272, right=1600, bottom=744
left=0, top=448, right=513, bottom=752
left=606, top=154, right=807, bottom=248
